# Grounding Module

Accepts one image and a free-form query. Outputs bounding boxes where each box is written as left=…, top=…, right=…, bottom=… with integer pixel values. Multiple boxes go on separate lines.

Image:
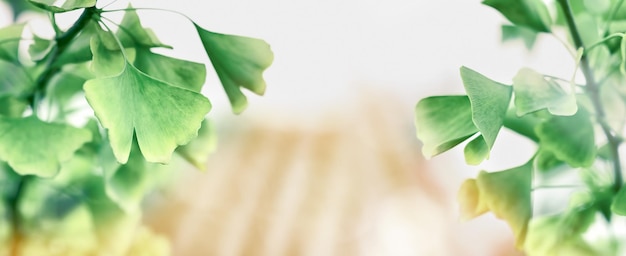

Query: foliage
left=415, top=0, right=626, bottom=254
left=0, top=0, right=273, bottom=254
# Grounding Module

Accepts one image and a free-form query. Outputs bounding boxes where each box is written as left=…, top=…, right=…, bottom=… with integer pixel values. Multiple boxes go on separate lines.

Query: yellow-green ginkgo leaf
left=195, top=24, right=274, bottom=114
left=83, top=62, right=212, bottom=164
left=0, top=116, right=92, bottom=177
left=458, top=161, right=533, bottom=248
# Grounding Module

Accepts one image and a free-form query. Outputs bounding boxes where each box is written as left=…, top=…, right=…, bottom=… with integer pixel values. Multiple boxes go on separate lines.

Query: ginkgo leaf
left=612, top=186, right=626, bottom=215
left=513, top=68, right=578, bottom=116
left=99, top=140, right=169, bottom=212
left=0, top=116, right=92, bottom=177
left=535, top=110, right=596, bottom=168
left=28, top=0, right=96, bottom=13
left=0, top=23, right=25, bottom=63
left=0, top=95, right=27, bottom=117
left=98, top=6, right=170, bottom=50
left=461, top=66, right=512, bottom=150
left=28, top=34, right=54, bottom=62
left=0, top=60, right=35, bottom=96
left=464, top=135, right=489, bottom=165
left=534, top=148, right=564, bottom=172
left=176, top=119, right=216, bottom=170
left=195, top=24, right=274, bottom=113
left=525, top=192, right=601, bottom=255
left=415, top=96, right=478, bottom=158
left=89, top=37, right=125, bottom=78
left=134, top=48, right=206, bottom=92
left=503, top=108, right=540, bottom=142
left=83, top=62, right=212, bottom=164
left=458, top=179, right=488, bottom=220
left=501, top=24, right=538, bottom=49
left=458, top=161, right=532, bottom=248
left=483, top=0, right=552, bottom=32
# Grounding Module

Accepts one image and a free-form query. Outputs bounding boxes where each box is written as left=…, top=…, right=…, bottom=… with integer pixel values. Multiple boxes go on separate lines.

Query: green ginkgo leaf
left=0, top=23, right=25, bottom=63
left=501, top=24, right=538, bottom=49
left=99, top=140, right=168, bottom=213
left=176, top=119, right=216, bottom=170
left=0, top=116, right=92, bottom=177
left=28, top=34, right=54, bottom=62
left=458, top=161, right=533, bottom=248
left=195, top=24, right=274, bottom=113
left=108, top=6, right=171, bottom=50
left=535, top=110, right=596, bottom=168
left=513, top=68, right=578, bottom=116
left=0, top=95, right=27, bottom=117
left=415, top=96, right=478, bottom=158
left=611, top=186, right=626, bottom=215
left=525, top=192, right=601, bottom=255
left=461, top=66, right=512, bottom=150
left=134, top=49, right=206, bottom=92
left=28, top=0, right=96, bottom=13
left=89, top=37, right=125, bottom=78
left=483, top=0, right=552, bottom=32
left=83, top=62, right=212, bottom=164
left=464, top=135, right=489, bottom=165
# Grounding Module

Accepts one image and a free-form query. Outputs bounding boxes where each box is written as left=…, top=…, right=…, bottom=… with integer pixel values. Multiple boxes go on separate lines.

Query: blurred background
left=1, top=0, right=578, bottom=255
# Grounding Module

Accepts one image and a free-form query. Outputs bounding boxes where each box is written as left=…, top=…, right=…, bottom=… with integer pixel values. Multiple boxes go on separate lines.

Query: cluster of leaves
left=0, top=0, right=272, bottom=254
left=415, top=0, right=626, bottom=254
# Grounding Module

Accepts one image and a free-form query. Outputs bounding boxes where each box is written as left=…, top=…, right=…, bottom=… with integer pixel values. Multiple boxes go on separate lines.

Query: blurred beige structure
left=145, top=93, right=522, bottom=256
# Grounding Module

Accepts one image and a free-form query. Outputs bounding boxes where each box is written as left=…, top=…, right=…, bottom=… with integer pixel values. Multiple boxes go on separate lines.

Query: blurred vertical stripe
left=144, top=96, right=520, bottom=256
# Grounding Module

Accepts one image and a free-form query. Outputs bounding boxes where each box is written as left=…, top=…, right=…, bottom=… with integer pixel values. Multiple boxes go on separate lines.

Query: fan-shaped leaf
left=0, top=116, right=92, bottom=177
left=415, top=96, right=478, bottom=158
left=464, top=135, right=489, bottom=165
left=461, top=66, right=512, bottom=150
left=535, top=110, right=596, bottom=168
left=195, top=24, right=274, bottom=113
left=483, top=0, right=552, bottom=32
left=458, top=162, right=532, bottom=248
left=134, top=49, right=206, bottom=92
left=107, top=6, right=171, bottom=50
left=83, top=62, right=212, bottom=164
left=513, top=68, right=577, bottom=116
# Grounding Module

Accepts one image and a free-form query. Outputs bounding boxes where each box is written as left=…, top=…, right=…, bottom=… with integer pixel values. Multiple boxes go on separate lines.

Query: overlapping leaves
left=513, top=68, right=577, bottom=116
left=415, top=67, right=511, bottom=164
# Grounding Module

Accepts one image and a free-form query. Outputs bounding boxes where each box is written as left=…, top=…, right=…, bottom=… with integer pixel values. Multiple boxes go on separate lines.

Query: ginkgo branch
left=557, top=0, right=623, bottom=192
left=26, top=7, right=98, bottom=109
